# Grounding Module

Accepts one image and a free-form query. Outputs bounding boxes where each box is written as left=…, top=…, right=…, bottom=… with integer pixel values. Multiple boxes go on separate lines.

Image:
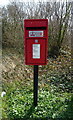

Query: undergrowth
left=2, top=46, right=73, bottom=120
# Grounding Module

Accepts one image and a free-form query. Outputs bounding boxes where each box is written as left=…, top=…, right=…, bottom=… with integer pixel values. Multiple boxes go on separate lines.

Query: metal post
left=34, top=65, right=38, bottom=107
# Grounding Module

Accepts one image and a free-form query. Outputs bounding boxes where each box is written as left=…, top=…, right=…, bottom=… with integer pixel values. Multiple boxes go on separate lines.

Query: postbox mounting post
left=34, top=65, right=38, bottom=107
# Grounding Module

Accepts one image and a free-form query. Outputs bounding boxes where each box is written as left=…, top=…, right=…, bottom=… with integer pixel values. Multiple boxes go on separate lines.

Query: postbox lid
left=24, top=19, right=48, bottom=27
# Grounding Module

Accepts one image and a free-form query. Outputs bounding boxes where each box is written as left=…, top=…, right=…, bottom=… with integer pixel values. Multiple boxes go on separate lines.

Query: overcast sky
left=0, top=0, right=49, bottom=6
left=0, top=0, right=72, bottom=6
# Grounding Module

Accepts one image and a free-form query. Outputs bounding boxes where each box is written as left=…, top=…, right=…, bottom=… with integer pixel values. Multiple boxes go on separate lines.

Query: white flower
left=1, top=91, right=6, bottom=97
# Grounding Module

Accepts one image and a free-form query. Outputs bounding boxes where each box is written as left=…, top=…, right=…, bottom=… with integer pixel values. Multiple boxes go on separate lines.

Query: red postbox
left=24, top=19, right=48, bottom=65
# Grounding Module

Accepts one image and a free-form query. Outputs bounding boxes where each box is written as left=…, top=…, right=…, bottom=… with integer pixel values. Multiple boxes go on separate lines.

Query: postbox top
left=24, top=19, right=48, bottom=27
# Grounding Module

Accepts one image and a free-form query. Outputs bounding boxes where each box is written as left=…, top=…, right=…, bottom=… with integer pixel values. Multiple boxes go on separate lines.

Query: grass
left=2, top=88, right=73, bottom=120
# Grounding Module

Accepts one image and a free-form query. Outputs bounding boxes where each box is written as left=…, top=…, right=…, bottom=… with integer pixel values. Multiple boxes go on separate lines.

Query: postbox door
left=25, top=39, right=47, bottom=65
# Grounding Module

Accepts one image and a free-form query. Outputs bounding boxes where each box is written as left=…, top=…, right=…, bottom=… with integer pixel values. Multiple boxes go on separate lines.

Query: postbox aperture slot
left=26, top=27, right=46, bottom=30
